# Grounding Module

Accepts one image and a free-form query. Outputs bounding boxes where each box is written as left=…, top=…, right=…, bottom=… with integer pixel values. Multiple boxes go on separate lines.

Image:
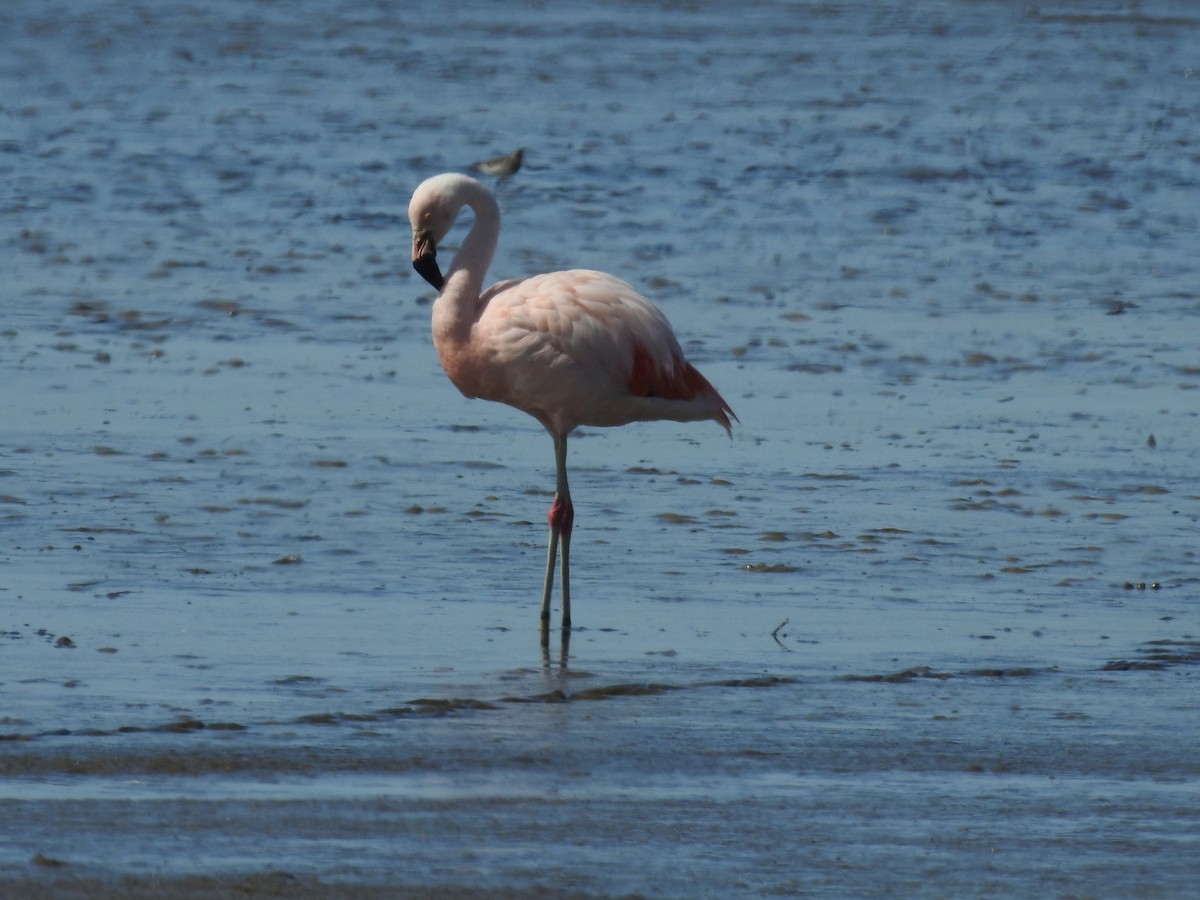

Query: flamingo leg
left=540, top=432, right=574, bottom=640
left=540, top=518, right=558, bottom=635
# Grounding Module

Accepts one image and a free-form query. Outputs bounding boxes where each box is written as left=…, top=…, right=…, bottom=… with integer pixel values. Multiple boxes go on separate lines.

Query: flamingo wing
left=474, top=270, right=734, bottom=434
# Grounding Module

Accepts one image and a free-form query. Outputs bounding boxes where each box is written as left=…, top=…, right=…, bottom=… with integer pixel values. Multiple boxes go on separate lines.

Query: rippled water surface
left=3, top=1, right=1199, bottom=896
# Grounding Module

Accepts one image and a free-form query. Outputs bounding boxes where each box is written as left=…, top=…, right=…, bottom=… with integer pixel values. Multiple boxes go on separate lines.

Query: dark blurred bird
left=471, top=147, right=524, bottom=180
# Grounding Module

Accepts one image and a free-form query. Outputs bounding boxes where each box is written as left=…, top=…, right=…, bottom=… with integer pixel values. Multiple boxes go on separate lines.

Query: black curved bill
left=412, top=229, right=444, bottom=291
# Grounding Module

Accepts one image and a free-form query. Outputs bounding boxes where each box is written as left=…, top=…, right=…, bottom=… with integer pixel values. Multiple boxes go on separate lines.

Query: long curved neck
left=433, top=183, right=500, bottom=346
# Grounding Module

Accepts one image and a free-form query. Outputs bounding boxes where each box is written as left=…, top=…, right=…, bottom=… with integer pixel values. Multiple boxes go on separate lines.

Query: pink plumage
left=408, top=172, right=735, bottom=642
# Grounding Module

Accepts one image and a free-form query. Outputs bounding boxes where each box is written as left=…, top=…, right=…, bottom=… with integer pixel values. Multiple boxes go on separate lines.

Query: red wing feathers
left=628, top=341, right=736, bottom=434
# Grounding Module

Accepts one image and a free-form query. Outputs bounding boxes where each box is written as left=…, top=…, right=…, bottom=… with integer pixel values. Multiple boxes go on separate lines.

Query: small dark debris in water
left=963, top=351, right=997, bottom=366
left=968, top=667, right=1040, bottom=678
left=710, top=676, right=796, bottom=688
left=154, top=717, right=207, bottom=733
left=843, top=666, right=952, bottom=683
left=1102, top=659, right=1165, bottom=671
left=1122, top=484, right=1169, bottom=495
left=1146, top=433, right=1156, bottom=449
left=294, top=712, right=341, bottom=725
left=903, top=165, right=970, bottom=183
left=407, top=697, right=501, bottom=714
left=786, top=361, right=844, bottom=374
left=97, top=646, right=118, bottom=654
left=197, top=298, right=248, bottom=316
left=54, top=636, right=75, bottom=649
left=502, top=690, right=568, bottom=704
left=240, top=497, right=308, bottom=509
left=656, top=512, right=698, bottom=525
left=313, top=459, right=347, bottom=468
left=31, top=853, right=66, bottom=869
left=801, top=530, right=839, bottom=540
left=1103, top=639, right=1200, bottom=671
left=291, top=710, right=364, bottom=726
left=273, top=674, right=323, bottom=686
left=376, top=706, right=416, bottom=717
left=273, top=554, right=303, bottom=565
left=70, top=300, right=109, bottom=320
left=742, top=563, right=801, bottom=573
left=230, top=872, right=300, bottom=893
left=568, top=682, right=676, bottom=701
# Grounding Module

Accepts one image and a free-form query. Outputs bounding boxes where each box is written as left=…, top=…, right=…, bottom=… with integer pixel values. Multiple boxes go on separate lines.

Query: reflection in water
left=541, top=623, right=571, bottom=676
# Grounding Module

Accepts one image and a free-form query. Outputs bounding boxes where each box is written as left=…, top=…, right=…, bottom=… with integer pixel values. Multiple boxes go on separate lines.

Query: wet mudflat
left=3, top=0, right=1200, bottom=896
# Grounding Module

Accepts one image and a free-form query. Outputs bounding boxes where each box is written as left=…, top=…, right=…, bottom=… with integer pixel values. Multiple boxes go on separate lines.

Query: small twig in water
left=771, top=618, right=790, bottom=648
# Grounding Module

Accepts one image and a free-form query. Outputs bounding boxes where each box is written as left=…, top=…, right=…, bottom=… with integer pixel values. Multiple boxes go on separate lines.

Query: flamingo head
left=409, top=174, right=472, bottom=292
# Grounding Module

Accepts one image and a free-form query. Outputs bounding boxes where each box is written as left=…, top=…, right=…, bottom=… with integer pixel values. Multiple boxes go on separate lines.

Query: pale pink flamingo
left=408, top=173, right=735, bottom=639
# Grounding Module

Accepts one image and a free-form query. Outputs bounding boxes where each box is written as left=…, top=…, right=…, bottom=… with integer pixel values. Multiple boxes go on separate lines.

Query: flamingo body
left=408, top=173, right=735, bottom=640
left=442, top=267, right=732, bottom=436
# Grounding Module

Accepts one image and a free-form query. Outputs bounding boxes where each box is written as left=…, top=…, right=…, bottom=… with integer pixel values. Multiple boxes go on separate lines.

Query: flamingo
left=408, top=172, right=735, bottom=639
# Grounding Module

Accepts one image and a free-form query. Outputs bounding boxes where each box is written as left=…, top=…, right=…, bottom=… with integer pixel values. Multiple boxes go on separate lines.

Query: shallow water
left=3, top=0, right=1200, bottom=896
